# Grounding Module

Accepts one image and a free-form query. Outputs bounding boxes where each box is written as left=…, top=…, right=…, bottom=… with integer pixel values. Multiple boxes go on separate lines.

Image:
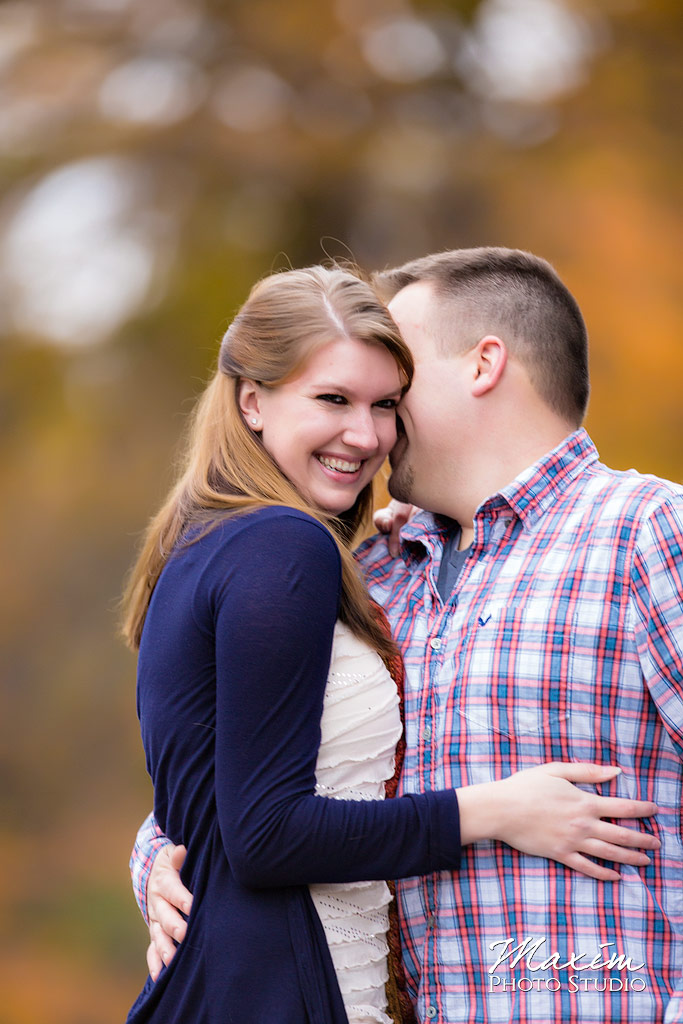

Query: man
left=133, top=248, right=683, bottom=1023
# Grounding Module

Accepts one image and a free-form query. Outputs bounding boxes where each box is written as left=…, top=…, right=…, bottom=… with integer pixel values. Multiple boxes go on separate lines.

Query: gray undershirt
left=435, top=525, right=472, bottom=602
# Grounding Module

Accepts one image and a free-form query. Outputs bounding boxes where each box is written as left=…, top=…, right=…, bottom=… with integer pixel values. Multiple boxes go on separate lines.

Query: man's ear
left=471, top=336, right=507, bottom=396
left=237, top=378, right=263, bottom=430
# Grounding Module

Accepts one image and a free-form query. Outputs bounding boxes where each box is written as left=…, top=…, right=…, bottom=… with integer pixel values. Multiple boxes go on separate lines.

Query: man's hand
left=146, top=843, right=192, bottom=981
left=373, top=499, right=417, bottom=557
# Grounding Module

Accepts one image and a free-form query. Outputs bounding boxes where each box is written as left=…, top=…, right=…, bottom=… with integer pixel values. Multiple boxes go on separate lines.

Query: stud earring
left=251, top=418, right=258, bottom=425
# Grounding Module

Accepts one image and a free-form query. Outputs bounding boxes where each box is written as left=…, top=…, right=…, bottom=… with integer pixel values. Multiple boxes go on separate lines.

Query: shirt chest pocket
left=453, top=597, right=573, bottom=740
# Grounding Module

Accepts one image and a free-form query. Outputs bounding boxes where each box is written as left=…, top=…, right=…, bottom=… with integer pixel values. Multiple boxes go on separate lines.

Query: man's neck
left=444, top=425, right=577, bottom=545
left=458, top=524, right=474, bottom=550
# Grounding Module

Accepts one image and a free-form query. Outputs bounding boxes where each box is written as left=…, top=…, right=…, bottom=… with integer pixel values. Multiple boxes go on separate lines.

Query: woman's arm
left=139, top=760, right=659, bottom=975
left=212, top=513, right=462, bottom=888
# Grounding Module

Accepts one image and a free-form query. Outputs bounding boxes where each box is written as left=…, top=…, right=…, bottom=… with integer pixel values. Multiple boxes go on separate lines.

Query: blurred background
left=0, top=0, right=680, bottom=1020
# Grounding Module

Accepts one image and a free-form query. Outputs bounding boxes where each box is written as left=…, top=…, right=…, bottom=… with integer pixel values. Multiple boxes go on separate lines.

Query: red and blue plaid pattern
left=130, top=823, right=168, bottom=926
left=356, top=430, right=683, bottom=1023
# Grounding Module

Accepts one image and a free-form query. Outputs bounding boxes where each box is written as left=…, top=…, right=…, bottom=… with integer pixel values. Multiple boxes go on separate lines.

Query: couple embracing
left=122, top=248, right=683, bottom=1024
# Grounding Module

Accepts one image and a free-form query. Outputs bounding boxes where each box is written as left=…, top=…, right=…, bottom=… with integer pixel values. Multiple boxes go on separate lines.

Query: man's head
left=372, top=247, right=590, bottom=519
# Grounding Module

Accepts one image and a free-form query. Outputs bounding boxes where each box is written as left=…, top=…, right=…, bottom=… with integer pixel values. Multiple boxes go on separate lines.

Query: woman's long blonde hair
left=121, top=265, right=413, bottom=665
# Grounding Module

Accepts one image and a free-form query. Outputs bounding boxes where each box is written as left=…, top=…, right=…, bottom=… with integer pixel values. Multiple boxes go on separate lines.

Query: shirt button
left=426, top=1007, right=437, bottom=1020
left=422, top=725, right=432, bottom=742
left=429, top=637, right=442, bottom=651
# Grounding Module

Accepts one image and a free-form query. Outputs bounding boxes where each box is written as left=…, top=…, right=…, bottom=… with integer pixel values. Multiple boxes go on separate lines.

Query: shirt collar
left=492, top=428, right=598, bottom=527
left=397, top=429, right=599, bottom=561
left=399, top=511, right=450, bottom=565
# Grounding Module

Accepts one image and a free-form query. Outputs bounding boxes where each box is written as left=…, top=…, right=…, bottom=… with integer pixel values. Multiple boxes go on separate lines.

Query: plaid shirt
left=356, top=429, right=683, bottom=1024
left=132, top=429, right=683, bottom=1023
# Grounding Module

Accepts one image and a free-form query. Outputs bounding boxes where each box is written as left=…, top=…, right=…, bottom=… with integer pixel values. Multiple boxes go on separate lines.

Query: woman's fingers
left=578, top=837, right=652, bottom=866
left=593, top=819, right=660, bottom=849
left=538, top=763, right=660, bottom=835
left=578, top=819, right=660, bottom=866
left=561, top=851, right=622, bottom=883
left=593, top=796, right=659, bottom=821
left=544, top=762, right=623, bottom=784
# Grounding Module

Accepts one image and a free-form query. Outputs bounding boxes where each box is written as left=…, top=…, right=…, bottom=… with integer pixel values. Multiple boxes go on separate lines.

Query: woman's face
left=240, top=335, right=403, bottom=515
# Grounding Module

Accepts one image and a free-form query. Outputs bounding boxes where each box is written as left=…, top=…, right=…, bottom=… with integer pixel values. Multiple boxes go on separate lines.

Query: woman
left=122, top=265, right=658, bottom=1024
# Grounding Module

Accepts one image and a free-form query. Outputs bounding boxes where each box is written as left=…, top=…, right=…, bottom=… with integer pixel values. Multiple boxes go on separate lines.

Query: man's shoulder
left=578, top=463, right=683, bottom=557
left=589, top=461, right=683, bottom=513
left=355, top=530, right=392, bottom=571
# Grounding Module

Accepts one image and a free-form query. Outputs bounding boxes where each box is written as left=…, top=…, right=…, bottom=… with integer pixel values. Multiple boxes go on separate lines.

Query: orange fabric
left=372, top=603, right=416, bottom=1024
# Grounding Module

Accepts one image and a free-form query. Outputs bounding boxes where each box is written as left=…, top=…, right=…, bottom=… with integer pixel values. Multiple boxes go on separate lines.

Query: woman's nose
left=341, top=408, right=379, bottom=452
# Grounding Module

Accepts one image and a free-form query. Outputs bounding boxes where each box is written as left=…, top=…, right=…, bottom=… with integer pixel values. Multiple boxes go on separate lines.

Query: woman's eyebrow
left=310, top=380, right=403, bottom=398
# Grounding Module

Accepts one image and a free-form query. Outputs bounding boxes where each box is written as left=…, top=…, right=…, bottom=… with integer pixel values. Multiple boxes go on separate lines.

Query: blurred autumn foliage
left=0, top=0, right=681, bottom=1020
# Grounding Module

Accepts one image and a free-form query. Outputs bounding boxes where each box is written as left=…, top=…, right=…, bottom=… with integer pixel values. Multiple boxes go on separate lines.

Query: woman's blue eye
left=318, top=394, right=346, bottom=404
left=374, top=399, right=398, bottom=409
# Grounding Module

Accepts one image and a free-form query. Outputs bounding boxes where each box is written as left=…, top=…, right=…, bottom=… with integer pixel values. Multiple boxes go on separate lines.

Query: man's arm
left=130, top=814, right=191, bottom=980
left=631, top=496, right=683, bottom=1023
left=130, top=812, right=171, bottom=923
left=631, top=496, right=683, bottom=757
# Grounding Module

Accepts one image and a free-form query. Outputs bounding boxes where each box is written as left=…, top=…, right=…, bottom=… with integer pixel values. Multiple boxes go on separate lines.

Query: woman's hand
left=145, top=843, right=192, bottom=981
left=457, top=762, right=660, bottom=882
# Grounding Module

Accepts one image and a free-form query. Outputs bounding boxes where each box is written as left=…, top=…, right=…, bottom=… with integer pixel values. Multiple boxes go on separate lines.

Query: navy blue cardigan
left=126, top=507, right=461, bottom=1024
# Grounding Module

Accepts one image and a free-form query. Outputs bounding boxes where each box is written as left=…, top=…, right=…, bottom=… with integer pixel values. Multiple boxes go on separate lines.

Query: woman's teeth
left=317, top=455, right=361, bottom=473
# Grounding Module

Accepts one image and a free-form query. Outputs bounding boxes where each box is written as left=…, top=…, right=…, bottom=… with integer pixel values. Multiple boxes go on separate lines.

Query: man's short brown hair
left=373, top=247, right=589, bottom=426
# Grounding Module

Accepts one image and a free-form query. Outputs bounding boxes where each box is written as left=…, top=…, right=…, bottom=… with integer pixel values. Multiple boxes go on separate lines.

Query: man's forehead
left=387, top=279, right=436, bottom=321
left=388, top=280, right=446, bottom=360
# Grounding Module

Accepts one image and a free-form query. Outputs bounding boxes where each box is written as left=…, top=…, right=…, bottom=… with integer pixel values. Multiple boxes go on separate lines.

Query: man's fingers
left=156, top=875, right=193, bottom=917
left=374, top=510, right=393, bottom=534
left=372, top=500, right=416, bottom=556
left=150, top=897, right=187, bottom=943
left=154, top=846, right=193, bottom=916
left=169, top=843, right=188, bottom=871
left=146, top=941, right=164, bottom=982
left=149, top=919, right=179, bottom=967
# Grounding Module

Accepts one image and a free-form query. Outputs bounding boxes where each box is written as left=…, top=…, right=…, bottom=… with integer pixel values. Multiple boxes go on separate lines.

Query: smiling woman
left=237, top=335, right=403, bottom=516
left=121, top=264, right=426, bottom=1023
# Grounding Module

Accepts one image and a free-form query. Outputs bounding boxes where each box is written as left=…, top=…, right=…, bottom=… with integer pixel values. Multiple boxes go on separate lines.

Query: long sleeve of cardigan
left=207, top=510, right=461, bottom=889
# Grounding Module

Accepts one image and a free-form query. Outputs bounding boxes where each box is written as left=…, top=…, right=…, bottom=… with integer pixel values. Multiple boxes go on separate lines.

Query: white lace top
left=309, top=621, right=403, bottom=1024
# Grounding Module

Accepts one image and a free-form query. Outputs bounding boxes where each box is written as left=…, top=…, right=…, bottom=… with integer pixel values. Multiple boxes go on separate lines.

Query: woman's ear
left=238, top=379, right=263, bottom=431
left=471, top=335, right=507, bottom=397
